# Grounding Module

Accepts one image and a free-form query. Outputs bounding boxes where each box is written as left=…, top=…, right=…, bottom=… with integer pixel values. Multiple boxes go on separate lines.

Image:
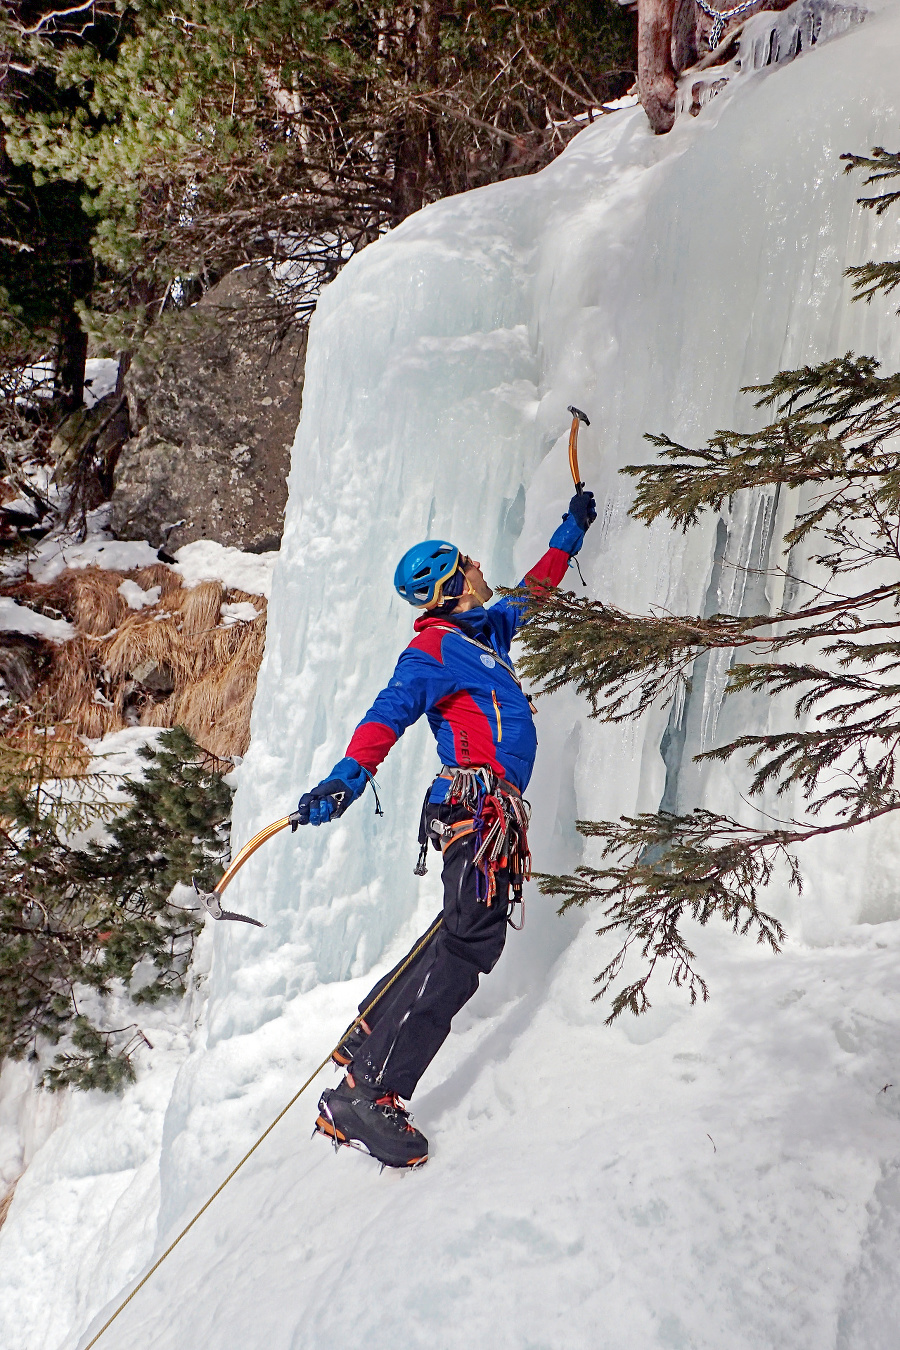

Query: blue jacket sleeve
left=487, top=544, right=573, bottom=651
left=345, top=645, right=458, bottom=772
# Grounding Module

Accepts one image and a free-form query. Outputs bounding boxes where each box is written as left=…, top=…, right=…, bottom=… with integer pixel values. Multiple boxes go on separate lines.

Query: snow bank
left=0, top=596, right=74, bottom=641
left=4, top=3, right=900, bottom=1348
left=172, top=540, right=277, bottom=597
left=22, top=526, right=275, bottom=598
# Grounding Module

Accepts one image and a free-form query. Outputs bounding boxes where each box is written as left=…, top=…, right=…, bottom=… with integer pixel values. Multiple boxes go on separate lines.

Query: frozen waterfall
left=4, top=3, right=900, bottom=1347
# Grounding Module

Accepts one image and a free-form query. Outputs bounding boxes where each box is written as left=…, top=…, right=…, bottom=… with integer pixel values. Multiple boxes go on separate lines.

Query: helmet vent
left=393, top=539, right=461, bottom=608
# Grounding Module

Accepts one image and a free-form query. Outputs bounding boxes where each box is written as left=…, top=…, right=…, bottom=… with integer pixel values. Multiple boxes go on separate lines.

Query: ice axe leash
left=81, top=908, right=445, bottom=1350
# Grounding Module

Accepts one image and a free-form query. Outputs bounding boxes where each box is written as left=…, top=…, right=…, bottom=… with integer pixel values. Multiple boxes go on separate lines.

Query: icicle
left=677, top=0, right=867, bottom=122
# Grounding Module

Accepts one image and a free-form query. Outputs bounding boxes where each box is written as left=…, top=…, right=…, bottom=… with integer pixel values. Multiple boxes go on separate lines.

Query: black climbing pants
left=351, top=802, right=510, bottom=1100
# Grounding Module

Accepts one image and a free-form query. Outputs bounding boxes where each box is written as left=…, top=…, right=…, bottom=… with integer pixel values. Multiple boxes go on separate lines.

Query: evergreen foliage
left=0, top=724, right=231, bottom=1091
left=518, top=149, right=900, bottom=1021
left=1, top=3, right=123, bottom=414
left=1, top=2, right=635, bottom=350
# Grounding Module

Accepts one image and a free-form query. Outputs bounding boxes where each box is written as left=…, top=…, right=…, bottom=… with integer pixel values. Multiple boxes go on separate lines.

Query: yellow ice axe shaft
left=214, top=813, right=299, bottom=896
left=193, top=810, right=302, bottom=925
left=567, top=405, right=590, bottom=492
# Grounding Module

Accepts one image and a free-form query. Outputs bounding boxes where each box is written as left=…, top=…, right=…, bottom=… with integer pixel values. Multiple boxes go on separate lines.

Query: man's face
left=461, top=555, right=493, bottom=605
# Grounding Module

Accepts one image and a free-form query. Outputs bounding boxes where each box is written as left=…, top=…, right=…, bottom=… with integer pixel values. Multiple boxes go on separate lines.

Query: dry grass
left=1, top=717, right=92, bottom=780
left=0, top=1177, right=19, bottom=1232
left=6, top=565, right=268, bottom=759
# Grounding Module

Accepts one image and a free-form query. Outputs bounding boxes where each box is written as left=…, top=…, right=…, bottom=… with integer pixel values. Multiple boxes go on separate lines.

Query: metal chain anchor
left=694, top=0, right=761, bottom=49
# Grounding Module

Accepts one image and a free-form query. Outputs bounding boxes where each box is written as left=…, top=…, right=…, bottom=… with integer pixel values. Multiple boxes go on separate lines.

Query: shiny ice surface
left=4, top=5, right=900, bottom=1347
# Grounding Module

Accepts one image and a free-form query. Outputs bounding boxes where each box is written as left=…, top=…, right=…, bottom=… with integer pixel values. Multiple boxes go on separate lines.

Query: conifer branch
left=841, top=147, right=900, bottom=213
left=515, top=581, right=900, bottom=719
left=0, top=726, right=233, bottom=1090
left=537, top=810, right=792, bottom=1022
left=526, top=148, right=900, bottom=1021
left=537, top=799, right=900, bottom=1022
left=622, top=356, right=900, bottom=530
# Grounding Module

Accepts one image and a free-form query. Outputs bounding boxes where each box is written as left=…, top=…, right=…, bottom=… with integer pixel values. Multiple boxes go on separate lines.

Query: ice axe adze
left=567, top=405, right=590, bottom=492
left=192, top=809, right=302, bottom=926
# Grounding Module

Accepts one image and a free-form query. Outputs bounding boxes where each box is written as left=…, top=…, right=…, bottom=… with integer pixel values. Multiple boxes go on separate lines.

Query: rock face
left=50, top=390, right=130, bottom=504
left=110, top=266, right=306, bottom=553
left=0, top=634, right=46, bottom=700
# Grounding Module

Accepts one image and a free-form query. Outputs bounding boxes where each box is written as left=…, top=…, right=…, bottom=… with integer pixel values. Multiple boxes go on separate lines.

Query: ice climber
left=298, top=488, right=597, bottom=1167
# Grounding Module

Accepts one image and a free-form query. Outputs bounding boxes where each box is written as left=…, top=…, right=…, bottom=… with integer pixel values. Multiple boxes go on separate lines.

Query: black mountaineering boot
left=330, top=1017, right=371, bottom=1069
left=315, top=1074, right=429, bottom=1168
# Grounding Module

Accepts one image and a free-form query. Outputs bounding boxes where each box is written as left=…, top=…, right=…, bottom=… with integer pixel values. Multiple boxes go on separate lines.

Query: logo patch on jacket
left=480, top=654, right=496, bottom=668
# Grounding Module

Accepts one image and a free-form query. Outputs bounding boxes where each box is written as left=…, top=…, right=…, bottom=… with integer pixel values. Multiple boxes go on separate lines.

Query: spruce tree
left=0, top=724, right=232, bottom=1090
left=1, top=2, right=635, bottom=348
left=518, top=148, right=900, bottom=1022
left=0, top=3, right=126, bottom=414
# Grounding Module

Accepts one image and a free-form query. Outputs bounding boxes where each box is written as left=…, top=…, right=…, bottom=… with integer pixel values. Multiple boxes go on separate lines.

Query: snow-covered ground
left=0, top=596, right=74, bottom=641
left=4, top=2, right=900, bottom=1347
left=18, top=514, right=277, bottom=597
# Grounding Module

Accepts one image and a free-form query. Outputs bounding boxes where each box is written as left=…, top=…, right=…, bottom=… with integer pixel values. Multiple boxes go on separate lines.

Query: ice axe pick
left=567, top=405, right=590, bottom=492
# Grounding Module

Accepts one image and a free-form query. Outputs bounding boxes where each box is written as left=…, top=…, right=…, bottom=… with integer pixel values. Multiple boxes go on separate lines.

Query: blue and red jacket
left=345, top=546, right=572, bottom=795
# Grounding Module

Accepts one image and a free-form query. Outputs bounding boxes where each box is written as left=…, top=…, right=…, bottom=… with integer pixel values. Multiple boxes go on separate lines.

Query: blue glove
left=297, top=757, right=369, bottom=827
left=568, top=489, right=597, bottom=531
left=549, top=490, right=597, bottom=556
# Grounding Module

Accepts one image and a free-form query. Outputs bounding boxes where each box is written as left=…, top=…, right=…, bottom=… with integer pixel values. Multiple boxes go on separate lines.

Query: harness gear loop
left=436, top=767, right=532, bottom=927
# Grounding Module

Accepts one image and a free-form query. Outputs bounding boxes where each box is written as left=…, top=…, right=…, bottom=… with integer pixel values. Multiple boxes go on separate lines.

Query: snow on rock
left=0, top=596, right=74, bottom=641
left=83, top=360, right=120, bottom=409
left=29, top=537, right=161, bottom=585
left=16, top=521, right=275, bottom=598
left=219, top=600, right=260, bottom=625
left=172, top=540, right=277, bottom=597
left=4, top=4, right=900, bottom=1348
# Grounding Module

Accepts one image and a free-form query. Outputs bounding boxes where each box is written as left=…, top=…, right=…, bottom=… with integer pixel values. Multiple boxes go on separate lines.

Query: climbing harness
left=694, top=0, right=760, bottom=48
left=416, top=767, right=531, bottom=930
left=81, top=911, right=444, bottom=1349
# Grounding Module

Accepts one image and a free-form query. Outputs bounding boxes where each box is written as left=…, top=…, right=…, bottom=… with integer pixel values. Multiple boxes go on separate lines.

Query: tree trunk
left=639, top=0, right=801, bottom=134
left=391, top=120, right=429, bottom=221
left=55, top=238, right=93, bottom=414
left=389, top=1, right=442, bottom=222
left=638, top=0, right=678, bottom=134
left=56, top=306, right=88, bottom=415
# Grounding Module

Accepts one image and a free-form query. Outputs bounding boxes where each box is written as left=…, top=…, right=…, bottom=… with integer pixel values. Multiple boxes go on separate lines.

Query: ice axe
left=192, top=810, right=302, bottom=926
left=567, top=405, right=590, bottom=492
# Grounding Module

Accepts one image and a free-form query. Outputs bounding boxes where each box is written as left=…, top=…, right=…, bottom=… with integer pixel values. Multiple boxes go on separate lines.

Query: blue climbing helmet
left=394, top=539, right=462, bottom=609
